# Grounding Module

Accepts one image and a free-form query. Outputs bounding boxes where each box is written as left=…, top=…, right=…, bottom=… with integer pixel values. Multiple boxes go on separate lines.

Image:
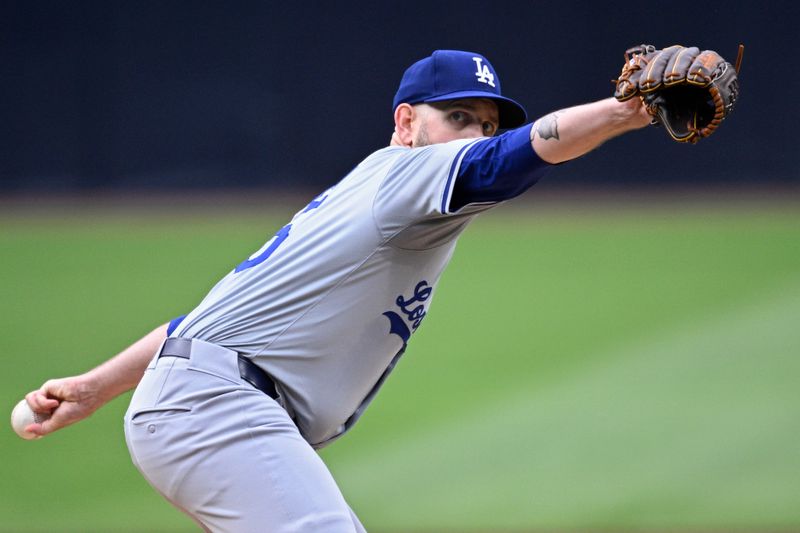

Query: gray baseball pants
left=124, top=339, right=366, bottom=532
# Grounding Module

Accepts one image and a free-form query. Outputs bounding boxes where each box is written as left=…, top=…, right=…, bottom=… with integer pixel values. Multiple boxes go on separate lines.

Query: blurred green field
left=1, top=197, right=799, bottom=532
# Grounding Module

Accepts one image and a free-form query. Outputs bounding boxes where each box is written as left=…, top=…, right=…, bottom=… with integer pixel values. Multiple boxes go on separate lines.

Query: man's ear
left=393, top=103, right=415, bottom=147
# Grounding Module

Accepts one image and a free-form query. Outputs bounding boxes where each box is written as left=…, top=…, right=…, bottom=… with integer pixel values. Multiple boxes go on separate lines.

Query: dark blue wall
left=2, top=0, right=797, bottom=192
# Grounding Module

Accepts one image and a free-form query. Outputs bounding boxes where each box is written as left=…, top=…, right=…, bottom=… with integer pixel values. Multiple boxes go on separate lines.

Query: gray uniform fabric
left=125, top=339, right=366, bottom=532
left=171, top=137, right=492, bottom=447
left=125, top=138, right=497, bottom=531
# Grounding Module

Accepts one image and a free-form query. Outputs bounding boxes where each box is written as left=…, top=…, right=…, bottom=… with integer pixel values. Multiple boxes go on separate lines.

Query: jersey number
left=234, top=193, right=328, bottom=273
left=234, top=223, right=292, bottom=273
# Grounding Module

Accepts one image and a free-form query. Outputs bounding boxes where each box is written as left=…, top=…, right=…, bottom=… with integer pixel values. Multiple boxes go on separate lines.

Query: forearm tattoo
left=535, top=112, right=560, bottom=140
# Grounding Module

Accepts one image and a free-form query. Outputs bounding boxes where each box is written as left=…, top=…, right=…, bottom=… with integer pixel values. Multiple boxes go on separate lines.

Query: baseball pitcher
left=20, top=47, right=739, bottom=531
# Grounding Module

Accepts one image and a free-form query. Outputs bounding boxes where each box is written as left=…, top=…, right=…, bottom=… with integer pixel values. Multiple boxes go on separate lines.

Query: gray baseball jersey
left=171, top=134, right=540, bottom=447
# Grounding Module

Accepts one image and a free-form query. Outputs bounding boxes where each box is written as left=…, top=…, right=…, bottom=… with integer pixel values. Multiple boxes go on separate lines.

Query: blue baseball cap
left=393, top=50, right=527, bottom=129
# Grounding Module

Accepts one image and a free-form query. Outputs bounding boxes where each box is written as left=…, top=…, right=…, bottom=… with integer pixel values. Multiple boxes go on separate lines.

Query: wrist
left=77, top=369, right=111, bottom=407
left=612, top=97, right=652, bottom=130
left=84, top=360, right=137, bottom=405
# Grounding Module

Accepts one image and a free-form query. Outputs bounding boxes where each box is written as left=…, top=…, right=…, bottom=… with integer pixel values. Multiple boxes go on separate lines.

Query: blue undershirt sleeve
left=166, top=314, right=187, bottom=336
left=449, top=124, right=552, bottom=212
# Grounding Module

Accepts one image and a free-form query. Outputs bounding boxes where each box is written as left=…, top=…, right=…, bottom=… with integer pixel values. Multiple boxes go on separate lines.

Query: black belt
left=158, top=338, right=279, bottom=400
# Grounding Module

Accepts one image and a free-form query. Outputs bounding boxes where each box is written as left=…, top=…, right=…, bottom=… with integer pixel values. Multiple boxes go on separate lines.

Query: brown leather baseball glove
left=614, top=44, right=743, bottom=143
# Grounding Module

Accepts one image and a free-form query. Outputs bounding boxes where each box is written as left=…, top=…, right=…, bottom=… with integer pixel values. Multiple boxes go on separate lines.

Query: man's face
left=413, top=98, right=500, bottom=147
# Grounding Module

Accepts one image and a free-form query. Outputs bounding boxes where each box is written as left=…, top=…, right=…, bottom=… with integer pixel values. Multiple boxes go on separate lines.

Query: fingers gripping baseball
left=24, top=376, right=100, bottom=437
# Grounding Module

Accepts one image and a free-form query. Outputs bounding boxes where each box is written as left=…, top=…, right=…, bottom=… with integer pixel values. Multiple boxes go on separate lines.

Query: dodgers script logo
left=473, top=57, right=495, bottom=88
left=382, top=280, right=432, bottom=344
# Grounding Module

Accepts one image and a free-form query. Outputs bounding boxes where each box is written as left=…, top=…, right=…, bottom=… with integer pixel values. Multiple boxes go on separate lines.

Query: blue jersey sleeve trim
left=166, top=314, right=187, bottom=336
left=440, top=140, right=479, bottom=214
left=448, top=124, right=552, bottom=212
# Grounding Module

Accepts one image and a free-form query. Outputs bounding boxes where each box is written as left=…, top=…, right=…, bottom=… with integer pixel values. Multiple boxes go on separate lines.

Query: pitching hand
left=24, top=375, right=103, bottom=437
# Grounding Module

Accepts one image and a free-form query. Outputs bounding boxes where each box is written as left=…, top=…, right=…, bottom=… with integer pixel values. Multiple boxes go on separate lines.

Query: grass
left=1, top=197, right=798, bottom=532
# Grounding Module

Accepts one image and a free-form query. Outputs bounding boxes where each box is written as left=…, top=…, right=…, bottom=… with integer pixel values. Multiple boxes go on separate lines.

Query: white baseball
left=11, top=399, right=50, bottom=440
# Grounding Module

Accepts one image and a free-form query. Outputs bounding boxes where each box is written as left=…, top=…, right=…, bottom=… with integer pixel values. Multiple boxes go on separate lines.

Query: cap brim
left=423, top=90, right=527, bottom=129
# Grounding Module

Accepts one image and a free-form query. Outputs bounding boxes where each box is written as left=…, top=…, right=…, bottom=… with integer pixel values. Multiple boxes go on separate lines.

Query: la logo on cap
left=472, top=57, right=495, bottom=87
left=392, top=50, right=528, bottom=128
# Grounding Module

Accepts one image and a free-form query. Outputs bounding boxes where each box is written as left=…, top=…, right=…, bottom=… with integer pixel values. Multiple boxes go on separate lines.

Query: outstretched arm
left=24, top=323, right=168, bottom=437
left=531, top=97, right=651, bottom=164
left=447, top=97, right=652, bottom=211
